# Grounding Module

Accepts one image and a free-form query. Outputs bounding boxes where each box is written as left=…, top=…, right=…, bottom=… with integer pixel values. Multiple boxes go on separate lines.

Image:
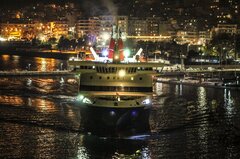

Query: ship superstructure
left=68, top=25, right=166, bottom=108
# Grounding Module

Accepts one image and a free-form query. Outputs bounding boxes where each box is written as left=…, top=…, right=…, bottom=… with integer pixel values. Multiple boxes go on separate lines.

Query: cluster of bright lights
left=101, top=32, right=110, bottom=41
left=0, top=37, right=7, bottom=41
left=38, top=34, right=47, bottom=42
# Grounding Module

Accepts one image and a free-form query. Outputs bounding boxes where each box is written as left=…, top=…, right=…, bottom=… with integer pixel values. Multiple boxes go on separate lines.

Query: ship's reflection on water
left=75, top=102, right=152, bottom=158
left=77, top=134, right=150, bottom=158
left=76, top=95, right=152, bottom=158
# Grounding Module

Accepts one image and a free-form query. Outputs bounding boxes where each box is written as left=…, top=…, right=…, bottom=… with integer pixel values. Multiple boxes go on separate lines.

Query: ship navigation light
left=124, top=48, right=130, bottom=58
left=142, top=98, right=151, bottom=105
left=110, top=110, right=116, bottom=116
left=82, top=97, right=92, bottom=104
left=76, top=95, right=84, bottom=102
left=76, top=94, right=92, bottom=104
left=102, top=49, right=108, bottom=57
left=131, top=110, right=138, bottom=117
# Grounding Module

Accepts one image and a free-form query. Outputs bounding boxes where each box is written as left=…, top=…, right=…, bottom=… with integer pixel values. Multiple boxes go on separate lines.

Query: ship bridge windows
left=95, top=66, right=156, bottom=73
left=137, top=67, right=153, bottom=71
left=80, top=65, right=94, bottom=70
left=111, top=67, right=116, bottom=73
left=126, top=67, right=137, bottom=73
left=145, top=67, right=153, bottom=71
left=96, top=66, right=117, bottom=73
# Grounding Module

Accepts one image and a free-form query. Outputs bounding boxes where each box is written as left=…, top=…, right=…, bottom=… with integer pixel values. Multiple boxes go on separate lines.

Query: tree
left=187, top=50, right=198, bottom=58
left=31, top=37, right=41, bottom=46
left=209, top=33, right=235, bottom=61
left=58, top=36, right=65, bottom=50
left=235, top=34, right=240, bottom=59
left=48, top=37, right=57, bottom=45
left=57, top=36, right=72, bottom=50
left=70, top=39, right=77, bottom=50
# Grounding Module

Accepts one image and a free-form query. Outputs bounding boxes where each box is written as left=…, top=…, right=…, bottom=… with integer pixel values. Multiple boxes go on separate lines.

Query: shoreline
left=157, top=78, right=240, bottom=90
left=0, top=48, right=78, bottom=60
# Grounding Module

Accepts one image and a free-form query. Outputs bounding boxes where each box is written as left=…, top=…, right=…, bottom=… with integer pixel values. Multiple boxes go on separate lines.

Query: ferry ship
left=68, top=25, right=167, bottom=135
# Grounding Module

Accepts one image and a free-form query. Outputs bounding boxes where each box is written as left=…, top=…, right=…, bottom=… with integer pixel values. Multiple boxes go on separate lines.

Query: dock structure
left=1, top=67, right=240, bottom=79
left=0, top=70, right=75, bottom=77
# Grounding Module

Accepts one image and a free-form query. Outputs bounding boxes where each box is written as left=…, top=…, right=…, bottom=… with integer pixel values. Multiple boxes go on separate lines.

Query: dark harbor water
left=1, top=55, right=240, bottom=158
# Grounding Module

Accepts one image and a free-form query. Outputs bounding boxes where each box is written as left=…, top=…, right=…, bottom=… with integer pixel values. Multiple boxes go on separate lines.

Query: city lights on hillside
left=101, top=32, right=110, bottom=41
left=0, top=37, right=7, bottom=41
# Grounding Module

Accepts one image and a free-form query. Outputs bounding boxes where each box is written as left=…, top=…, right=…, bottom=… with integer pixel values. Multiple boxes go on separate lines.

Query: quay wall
left=0, top=48, right=77, bottom=60
left=157, top=79, right=240, bottom=90
left=0, top=70, right=75, bottom=77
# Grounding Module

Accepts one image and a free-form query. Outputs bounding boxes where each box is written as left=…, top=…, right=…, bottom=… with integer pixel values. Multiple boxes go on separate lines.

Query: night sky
left=0, top=0, right=129, bottom=16
left=0, top=0, right=78, bottom=8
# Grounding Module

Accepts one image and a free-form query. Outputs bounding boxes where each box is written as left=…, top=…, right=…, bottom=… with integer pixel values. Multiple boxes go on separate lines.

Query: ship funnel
left=108, top=25, right=124, bottom=63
